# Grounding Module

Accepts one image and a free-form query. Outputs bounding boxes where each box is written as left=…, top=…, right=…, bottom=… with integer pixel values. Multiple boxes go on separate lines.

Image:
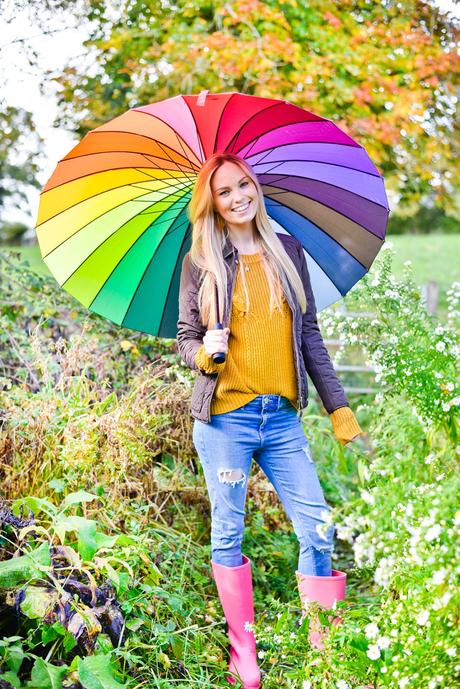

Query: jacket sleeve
left=176, top=253, right=207, bottom=373
left=176, top=253, right=226, bottom=375
left=296, top=240, right=349, bottom=414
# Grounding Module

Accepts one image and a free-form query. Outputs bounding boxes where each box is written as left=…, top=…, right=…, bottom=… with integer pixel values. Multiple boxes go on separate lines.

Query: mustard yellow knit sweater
left=194, top=252, right=362, bottom=445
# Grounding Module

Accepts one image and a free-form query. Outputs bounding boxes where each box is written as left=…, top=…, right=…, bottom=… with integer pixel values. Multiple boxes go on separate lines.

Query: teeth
left=233, top=202, right=250, bottom=212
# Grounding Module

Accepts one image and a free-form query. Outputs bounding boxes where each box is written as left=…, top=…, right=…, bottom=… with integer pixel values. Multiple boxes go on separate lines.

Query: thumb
left=224, top=327, right=230, bottom=335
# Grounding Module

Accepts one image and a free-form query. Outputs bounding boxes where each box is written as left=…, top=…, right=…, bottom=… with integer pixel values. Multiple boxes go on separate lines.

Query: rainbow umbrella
left=36, top=91, right=389, bottom=338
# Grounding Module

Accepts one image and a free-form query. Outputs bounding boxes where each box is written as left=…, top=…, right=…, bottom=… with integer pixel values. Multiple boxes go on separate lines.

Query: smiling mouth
left=232, top=201, right=250, bottom=213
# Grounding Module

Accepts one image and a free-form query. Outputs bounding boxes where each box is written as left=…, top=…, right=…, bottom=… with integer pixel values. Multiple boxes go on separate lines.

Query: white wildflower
left=435, top=341, right=446, bottom=352
left=364, top=623, right=380, bottom=639
left=425, top=524, right=441, bottom=541
left=378, top=635, right=391, bottom=649
left=337, top=681, right=350, bottom=689
left=416, top=610, right=429, bottom=625
left=367, top=644, right=381, bottom=660
left=432, top=569, right=447, bottom=585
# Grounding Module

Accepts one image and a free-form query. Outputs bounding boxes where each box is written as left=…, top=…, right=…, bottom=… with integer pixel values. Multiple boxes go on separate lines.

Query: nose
left=232, top=188, right=245, bottom=203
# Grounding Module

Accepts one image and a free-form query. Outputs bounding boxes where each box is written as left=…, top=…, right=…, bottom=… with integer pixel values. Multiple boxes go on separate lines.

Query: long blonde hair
left=187, top=152, right=307, bottom=329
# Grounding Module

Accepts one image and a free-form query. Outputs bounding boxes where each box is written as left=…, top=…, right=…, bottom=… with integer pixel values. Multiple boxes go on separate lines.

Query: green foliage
left=48, top=0, right=459, bottom=210
left=321, top=245, right=459, bottom=442
left=0, top=222, right=30, bottom=246
left=78, top=655, right=126, bottom=689
left=388, top=206, right=460, bottom=235
left=0, top=104, right=42, bottom=220
left=0, top=241, right=458, bottom=687
left=0, top=542, right=51, bottom=588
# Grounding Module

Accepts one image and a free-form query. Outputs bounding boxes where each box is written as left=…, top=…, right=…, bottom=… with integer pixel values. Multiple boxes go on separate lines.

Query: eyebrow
left=215, top=175, right=249, bottom=192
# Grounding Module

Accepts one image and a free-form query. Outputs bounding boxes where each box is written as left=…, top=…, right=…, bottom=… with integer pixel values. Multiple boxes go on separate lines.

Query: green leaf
left=63, top=490, right=98, bottom=506
left=78, top=655, right=126, bottom=689
left=28, top=658, right=68, bottom=689
left=12, top=496, right=57, bottom=517
left=20, top=585, right=59, bottom=619
left=5, top=644, right=25, bottom=673
left=0, top=542, right=51, bottom=588
left=53, top=516, right=97, bottom=561
left=41, top=622, right=66, bottom=645
left=0, top=671, right=21, bottom=688
left=48, top=479, right=66, bottom=494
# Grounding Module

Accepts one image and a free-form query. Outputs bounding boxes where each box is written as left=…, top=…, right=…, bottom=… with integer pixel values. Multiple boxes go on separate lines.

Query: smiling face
left=211, top=161, right=259, bottom=235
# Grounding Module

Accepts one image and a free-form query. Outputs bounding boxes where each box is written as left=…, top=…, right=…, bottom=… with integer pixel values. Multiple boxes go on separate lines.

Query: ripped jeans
left=192, top=394, right=335, bottom=575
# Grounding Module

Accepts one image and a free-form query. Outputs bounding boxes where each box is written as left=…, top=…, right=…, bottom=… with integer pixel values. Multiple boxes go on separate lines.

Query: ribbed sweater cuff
left=194, top=344, right=226, bottom=374
left=329, top=406, right=363, bottom=445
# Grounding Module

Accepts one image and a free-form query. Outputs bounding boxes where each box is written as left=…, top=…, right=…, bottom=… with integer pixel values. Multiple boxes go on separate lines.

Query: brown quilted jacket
left=177, top=232, right=349, bottom=423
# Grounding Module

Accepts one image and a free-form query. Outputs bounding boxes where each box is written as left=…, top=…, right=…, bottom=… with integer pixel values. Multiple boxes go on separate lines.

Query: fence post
left=420, top=281, right=439, bottom=315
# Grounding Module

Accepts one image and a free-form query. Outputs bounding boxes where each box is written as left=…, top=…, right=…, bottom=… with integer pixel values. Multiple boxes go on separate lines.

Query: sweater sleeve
left=194, top=344, right=227, bottom=375
left=329, top=406, right=363, bottom=445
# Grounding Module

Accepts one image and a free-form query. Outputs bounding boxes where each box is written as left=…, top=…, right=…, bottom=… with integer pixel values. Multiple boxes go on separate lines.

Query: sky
left=1, top=0, right=459, bottom=229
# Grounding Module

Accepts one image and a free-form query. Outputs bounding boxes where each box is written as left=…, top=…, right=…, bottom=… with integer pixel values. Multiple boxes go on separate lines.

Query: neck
left=226, top=224, right=260, bottom=253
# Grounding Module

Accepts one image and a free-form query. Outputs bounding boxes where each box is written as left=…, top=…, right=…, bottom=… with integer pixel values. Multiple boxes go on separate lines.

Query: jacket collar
left=223, top=233, right=237, bottom=260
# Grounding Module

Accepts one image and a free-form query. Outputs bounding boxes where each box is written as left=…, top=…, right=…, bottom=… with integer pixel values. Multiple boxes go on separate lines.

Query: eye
left=241, top=181, right=249, bottom=187
left=219, top=190, right=229, bottom=196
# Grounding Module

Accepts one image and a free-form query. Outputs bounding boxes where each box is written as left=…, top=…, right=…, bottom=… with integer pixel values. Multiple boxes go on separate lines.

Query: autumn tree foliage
left=53, top=0, right=459, bottom=212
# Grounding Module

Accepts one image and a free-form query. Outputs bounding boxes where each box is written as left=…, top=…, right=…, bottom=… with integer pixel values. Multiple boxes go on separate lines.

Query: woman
left=177, top=153, right=363, bottom=688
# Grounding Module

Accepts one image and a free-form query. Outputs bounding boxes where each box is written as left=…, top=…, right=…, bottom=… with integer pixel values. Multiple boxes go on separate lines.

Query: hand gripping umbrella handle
left=212, top=283, right=226, bottom=364
left=212, top=323, right=226, bottom=364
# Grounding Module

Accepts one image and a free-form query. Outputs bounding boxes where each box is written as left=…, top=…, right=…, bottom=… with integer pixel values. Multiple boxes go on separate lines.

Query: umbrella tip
left=197, top=90, right=209, bottom=106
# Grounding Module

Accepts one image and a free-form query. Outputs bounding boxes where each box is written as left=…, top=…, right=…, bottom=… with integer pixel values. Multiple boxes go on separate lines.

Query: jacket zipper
left=204, top=247, right=303, bottom=422
left=289, top=298, right=303, bottom=419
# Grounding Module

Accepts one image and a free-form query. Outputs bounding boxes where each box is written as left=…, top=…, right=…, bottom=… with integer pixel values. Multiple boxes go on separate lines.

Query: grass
left=3, top=233, right=459, bottom=313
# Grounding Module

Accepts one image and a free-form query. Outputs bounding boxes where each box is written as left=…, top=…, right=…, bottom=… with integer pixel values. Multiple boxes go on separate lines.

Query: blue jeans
left=192, top=394, right=335, bottom=576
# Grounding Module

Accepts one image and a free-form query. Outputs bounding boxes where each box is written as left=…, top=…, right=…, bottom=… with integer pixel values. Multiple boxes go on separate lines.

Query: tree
left=49, top=0, right=459, bottom=211
left=0, top=104, right=42, bottom=226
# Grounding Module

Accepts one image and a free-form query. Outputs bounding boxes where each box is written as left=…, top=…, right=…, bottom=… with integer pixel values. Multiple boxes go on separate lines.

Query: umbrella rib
left=130, top=109, right=204, bottom=165
left=42, top=184, right=192, bottom=259
left=65, top=197, right=191, bottom=295
left=60, top=145, right=199, bottom=172
left=40, top=161, right=193, bottom=195
left=118, top=213, right=191, bottom=326
left=153, top=139, right=197, bottom=183
left=84, top=130, right=201, bottom=171
left=212, top=92, right=238, bottom=154
left=260, top=172, right=390, bottom=212
left=265, top=194, right=375, bottom=271
left=158, top=220, right=192, bottom=336
left=182, top=97, right=206, bottom=162
left=139, top=152, right=191, bottom=181
left=224, top=101, right=287, bottom=154
left=233, top=117, right=359, bottom=158
left=137, top=104, right=205, bottom=163
left=262, top=183, right=386, bottom=237
left=39, top=175, right=193, bottom=228
left=253, top=156, right=382, bottom=178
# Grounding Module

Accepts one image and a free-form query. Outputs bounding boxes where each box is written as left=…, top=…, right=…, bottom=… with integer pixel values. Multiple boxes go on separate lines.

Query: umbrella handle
left=212, top=323, right=226, bottom=364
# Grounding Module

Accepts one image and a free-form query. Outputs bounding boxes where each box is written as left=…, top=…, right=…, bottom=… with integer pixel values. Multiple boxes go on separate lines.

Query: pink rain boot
left=296, top=569, right=347, bottom=651
left=212, top=555, right=261, bottom=688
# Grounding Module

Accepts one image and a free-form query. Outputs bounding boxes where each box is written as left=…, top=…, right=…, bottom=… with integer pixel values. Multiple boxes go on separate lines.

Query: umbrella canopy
left=36, top=91, right=389, bottom=338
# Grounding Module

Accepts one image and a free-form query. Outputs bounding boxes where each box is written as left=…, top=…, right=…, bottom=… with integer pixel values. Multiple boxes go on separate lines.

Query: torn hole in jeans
left=217, top=468, right=246, bottom=488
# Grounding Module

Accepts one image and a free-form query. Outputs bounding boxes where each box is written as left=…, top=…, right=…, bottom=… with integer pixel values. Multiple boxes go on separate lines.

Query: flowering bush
left=320, top=244, right=459, bottom=443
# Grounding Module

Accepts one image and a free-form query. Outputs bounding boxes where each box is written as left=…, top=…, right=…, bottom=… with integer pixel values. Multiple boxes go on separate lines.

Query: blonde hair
left=187, top=152, right=307, bottom=329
